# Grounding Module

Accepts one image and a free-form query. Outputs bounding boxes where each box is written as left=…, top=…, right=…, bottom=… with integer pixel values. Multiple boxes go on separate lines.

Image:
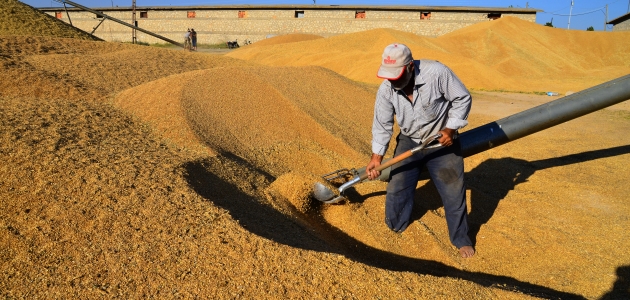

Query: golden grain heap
left=228, top=17, right=630, bottom=94
left=2, top=0, right=630, bottom=298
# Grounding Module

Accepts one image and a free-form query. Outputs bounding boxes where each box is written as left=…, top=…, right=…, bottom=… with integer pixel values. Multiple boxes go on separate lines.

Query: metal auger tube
left=56, top=0, right=185, bottom=48
left=459, top=74, right=630, bottom=158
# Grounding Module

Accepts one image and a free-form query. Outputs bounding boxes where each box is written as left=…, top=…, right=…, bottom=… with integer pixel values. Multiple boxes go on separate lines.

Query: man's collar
left=413, top=60, right=426, bottom=87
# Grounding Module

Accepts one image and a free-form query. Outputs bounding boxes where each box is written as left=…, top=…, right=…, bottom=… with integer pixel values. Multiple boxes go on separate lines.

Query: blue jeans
left=385, top=134, right=472, bottom=248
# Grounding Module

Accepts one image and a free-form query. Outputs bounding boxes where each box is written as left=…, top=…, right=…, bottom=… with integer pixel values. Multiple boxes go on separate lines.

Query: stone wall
left=612, top=18, right=630, bottom=31
left=45, top=7, right=537, bottom=45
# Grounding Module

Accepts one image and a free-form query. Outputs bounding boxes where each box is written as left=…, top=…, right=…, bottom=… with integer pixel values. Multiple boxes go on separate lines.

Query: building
left=607, top=12, right=630, bottom=32
left=39, top=5, right=540, bottom=45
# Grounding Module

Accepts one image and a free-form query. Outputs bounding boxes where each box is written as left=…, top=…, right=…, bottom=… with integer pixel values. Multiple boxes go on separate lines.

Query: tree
left=545, top=18, right=554, bottom=27
left=586, top=26, right=594, bottom=31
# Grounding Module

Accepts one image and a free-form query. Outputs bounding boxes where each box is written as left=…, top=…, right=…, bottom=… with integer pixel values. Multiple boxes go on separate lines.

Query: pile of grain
left=0, top=0, right=98, bottom=40
left=113, top=65, right=382, bottom=174
left=0, top=35, right=249, bottom=101
left=228, top=17, right=630, bottom=94
left=250, top=33, right=323, bottom=47
left=267, top=172, right=327, bottom=213
left=2, top=0, right=630, bottom=298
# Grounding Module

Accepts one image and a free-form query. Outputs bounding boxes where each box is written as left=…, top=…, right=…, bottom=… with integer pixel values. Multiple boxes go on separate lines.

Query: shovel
left=313, top=133, right=442, bottom=204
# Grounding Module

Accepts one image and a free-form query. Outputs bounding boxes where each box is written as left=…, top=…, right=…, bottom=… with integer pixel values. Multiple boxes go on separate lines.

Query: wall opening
left=488, top=13, right=501, bottom=20
left=140, top=11, right=148, bottom=18
left=420, top=12, right=431, bottom=20
left=187, top=11, right=196, bottom=18
left=95, top=11, right=103, bottom=19
left=295, top=11, right=304, bottom=18
left=355, top=11, right=365, bottom=19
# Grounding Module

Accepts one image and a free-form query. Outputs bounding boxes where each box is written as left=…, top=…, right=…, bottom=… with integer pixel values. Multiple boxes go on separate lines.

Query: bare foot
left=459, top=246, right=475, bottom=258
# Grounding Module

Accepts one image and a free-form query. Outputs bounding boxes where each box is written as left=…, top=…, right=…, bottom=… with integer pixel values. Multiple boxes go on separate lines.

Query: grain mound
left=251, top=33, right=323, bottom=47
left=112, top=70, right=218, bottom=157
left=228, top=17, right=630, bottom=93
left=0, top=35, right=250, bottom=101
left=433, top=16, right=630, bottom=93
left=3, top=1, right=630, bottom=299
left=0, top=0, right=99, bottom=40
left=267, top=172, right=325, bottom=213
left=115, top=66, right=375, bottom=176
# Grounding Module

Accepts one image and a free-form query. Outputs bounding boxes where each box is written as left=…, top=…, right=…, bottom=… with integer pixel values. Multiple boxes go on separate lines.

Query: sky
left=20, top=0, right=630, bottom=31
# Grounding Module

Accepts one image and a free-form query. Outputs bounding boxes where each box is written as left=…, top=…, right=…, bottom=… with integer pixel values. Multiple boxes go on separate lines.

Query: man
left=365, top=43, right=475, bottom=258
left=190, top=28, right=197, bottom=51
left=184, top=29, right=191, bottom=51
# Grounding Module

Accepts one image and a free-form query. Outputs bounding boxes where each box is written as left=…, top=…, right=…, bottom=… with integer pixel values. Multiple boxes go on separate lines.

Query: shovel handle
left=337, top=133, right=442, bottom=195
left=360, top=133, right=442, bottom=181
left=338, top=152, right=414, bottom=194
left=359, top=150, right=411, bottom=181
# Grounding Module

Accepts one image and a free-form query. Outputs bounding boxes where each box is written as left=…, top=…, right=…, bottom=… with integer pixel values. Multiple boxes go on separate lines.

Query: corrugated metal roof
left=37, top=4, right=541, bottom=13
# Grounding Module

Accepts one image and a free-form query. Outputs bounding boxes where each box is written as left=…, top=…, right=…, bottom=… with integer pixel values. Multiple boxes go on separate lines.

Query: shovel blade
left=322, top=195, right=346, bottom=204
left=313, top=182, right=346, bottom=204
left=313, top=182, right=336, bottom=202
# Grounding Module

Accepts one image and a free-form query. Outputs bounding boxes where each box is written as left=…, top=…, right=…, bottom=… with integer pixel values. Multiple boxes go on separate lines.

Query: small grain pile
left=267, top=172, right=325, bottom=213
left=2, top=0, right=630, bottom=298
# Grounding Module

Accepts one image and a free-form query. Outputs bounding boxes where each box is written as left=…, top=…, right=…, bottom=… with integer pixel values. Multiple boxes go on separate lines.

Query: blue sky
left=20, top=0, right=630, bottom=31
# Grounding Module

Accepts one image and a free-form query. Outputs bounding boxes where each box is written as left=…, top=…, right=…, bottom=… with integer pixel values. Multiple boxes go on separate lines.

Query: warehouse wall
left=46, top=8, right=537, bottom=45
left=611, top=18, right=630, bottom=31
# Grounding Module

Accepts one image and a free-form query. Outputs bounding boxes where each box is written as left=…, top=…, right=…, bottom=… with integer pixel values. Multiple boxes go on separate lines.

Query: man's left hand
left=438, top=128, right=456, bottom=147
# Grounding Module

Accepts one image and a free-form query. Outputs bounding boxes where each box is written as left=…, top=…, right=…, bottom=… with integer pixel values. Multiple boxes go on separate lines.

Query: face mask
left=391, top=65, right=413, bottom=91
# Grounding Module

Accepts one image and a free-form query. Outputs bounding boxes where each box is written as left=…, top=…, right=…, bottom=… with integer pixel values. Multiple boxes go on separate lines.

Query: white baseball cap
left=377, top=43, right=413, bottom=80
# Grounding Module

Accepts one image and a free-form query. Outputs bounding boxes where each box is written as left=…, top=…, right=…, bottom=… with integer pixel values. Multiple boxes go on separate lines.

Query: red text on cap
left=384, top=56, right=396, bottom=64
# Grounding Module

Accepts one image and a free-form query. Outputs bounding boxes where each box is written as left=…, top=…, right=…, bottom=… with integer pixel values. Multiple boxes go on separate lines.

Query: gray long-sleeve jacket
left=372, top=59, right=472, bottom=156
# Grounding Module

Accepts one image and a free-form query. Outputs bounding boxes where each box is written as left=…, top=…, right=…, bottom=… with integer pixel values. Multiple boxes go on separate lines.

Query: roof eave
left=36, top=4, right=541, bottom=13
left=607, top=11, right=630, bottom=25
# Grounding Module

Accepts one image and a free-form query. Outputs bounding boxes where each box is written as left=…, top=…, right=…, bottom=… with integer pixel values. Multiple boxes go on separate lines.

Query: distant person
left=365, top=43, right=475, bottom=258
left=184, top=29, right=191, bottom=51
left=190, top=28, right=197, bottom=51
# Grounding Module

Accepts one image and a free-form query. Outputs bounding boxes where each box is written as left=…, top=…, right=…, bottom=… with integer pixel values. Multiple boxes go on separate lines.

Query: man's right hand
left=366, top=153, right=384, bottom=180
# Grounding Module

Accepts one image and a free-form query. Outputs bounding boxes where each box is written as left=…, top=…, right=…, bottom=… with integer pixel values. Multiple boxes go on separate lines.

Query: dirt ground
left=1, top=0, right=629, bottom=299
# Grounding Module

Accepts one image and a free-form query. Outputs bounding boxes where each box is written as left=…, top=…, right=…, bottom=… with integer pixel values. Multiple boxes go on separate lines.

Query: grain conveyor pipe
left=366, top=74, right=630, bottom=181
left=56, top=0, right=184, bottom=48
